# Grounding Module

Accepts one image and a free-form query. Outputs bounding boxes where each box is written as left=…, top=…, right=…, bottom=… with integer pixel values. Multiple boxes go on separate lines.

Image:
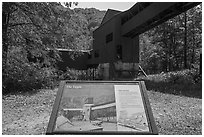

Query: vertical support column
left=109, top=63, right=113, bottom=80
left=132, top=35, right=139, bottom=64
left=83, top=104, right=94, bottom=121
left=103, top=63, right=110, bottom=80
left=132, top=35, right=140, bottom=78
left=92, top=68, right=95, bottom=80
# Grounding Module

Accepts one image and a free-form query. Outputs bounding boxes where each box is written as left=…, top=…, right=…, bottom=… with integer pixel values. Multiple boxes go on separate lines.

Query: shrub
left=137, top=69, right=202, bottom=98
left=144, top=69, right=201, bottom=84
left=58, top=68, right=96, bottom=80
left=3, top=49, right=58, bottom=94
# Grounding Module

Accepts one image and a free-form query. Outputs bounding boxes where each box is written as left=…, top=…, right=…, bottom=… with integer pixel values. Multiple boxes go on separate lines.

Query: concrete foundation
left=99, top=61, right=139, bottom=80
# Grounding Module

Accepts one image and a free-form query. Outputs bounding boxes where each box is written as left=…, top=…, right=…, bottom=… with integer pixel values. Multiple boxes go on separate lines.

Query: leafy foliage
left=137, top=69, right=202, bottom=98
left=140, top=4, right=202, bottom=74
left=3, top=2, right=201, bottom=94
left=2, top=2, right=105, bottom=94
left=3, top=46, right=58, bottom=93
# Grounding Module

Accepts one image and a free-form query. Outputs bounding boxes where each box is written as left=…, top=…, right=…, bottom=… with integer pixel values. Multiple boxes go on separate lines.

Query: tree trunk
left=2, top=4, right=10, bottom=79
left=184, top=12, right=188, bottom=69
left=172, top=34, right=177, bottom=71
left=169, top=41, right=172, bottom=71
left=163, top=23, right=169, bottom=72
left=191, top=16, right=195, bottom=66
left=200, top=53, right=202, bottom=75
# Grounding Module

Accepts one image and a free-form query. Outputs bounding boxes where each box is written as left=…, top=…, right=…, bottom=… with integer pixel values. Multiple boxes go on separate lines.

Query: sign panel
left=114, top=85, right=149, bottom=132
left=46, top=81, right=158, bottom=135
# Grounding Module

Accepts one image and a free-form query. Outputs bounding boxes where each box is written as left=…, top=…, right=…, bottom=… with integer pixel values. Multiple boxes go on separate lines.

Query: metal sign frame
left=46, top=81, right=158, bottom=135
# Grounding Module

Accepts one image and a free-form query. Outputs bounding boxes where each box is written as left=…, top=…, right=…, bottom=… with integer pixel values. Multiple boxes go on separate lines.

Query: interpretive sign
left=46, top=81, right=158, bottom=135
left=115, top=85, right=149, bottom=132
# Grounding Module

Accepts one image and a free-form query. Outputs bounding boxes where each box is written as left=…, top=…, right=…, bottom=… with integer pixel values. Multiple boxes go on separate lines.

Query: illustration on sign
left=52, top=83, right=151, bottom=132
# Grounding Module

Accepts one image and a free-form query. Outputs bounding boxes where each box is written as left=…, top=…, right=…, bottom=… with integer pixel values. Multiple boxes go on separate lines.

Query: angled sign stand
left=46, top=81, right=158, bottom=135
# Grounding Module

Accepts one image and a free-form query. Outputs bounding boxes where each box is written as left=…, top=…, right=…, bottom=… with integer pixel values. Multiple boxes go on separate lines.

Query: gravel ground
left=147, top=90, right=202, bottom=135
left=2, top=89, right=57, bottom=135
left=2, top=88, right=202, bottom=135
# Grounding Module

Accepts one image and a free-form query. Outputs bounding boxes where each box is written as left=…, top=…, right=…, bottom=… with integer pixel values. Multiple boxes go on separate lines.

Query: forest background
left=2, top=2, right=202, bottom=94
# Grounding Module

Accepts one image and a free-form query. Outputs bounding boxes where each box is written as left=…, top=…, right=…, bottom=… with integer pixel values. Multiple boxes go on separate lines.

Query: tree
left=139, top=4, right=202, bottom=74
left=183, top=11, right=188, bottom=69
left=2, top=2, right=106, bottom=93
left=2, top=2, right=77, bottom=93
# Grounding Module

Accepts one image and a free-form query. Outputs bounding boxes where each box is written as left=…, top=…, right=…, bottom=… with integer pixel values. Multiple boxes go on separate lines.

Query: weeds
left=137, top=69, right=202, bottom=98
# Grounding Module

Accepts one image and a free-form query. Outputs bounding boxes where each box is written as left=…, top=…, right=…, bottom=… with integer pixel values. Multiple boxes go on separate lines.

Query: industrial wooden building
left=57, top=2, right=200, bottom=80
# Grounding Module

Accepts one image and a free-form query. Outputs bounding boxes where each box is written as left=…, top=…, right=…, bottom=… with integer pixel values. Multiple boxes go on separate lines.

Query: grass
left=137, top=69, right=202, bottom=98
left=2, top=86, right=202, bottom=135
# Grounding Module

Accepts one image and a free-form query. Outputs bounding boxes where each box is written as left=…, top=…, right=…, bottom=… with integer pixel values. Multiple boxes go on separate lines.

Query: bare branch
left=9, top=22, right=33, bottom=28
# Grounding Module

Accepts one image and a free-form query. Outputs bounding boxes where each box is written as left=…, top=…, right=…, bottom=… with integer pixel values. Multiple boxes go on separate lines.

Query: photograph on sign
left=53, top=82, right=150, bottom=132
